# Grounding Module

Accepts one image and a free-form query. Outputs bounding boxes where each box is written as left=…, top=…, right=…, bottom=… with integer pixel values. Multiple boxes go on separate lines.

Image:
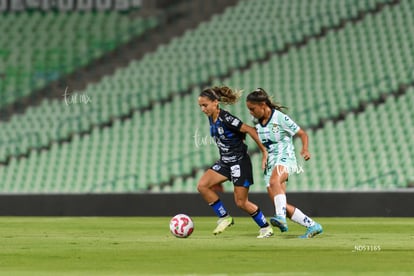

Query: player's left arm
left=240, top=123, right=268, bottom=170
left=295, top=128, right=311, bottom=161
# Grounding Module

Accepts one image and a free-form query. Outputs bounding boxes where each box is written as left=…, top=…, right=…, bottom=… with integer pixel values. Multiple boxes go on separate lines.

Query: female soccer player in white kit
left=246, top=88, right=323, bottom=238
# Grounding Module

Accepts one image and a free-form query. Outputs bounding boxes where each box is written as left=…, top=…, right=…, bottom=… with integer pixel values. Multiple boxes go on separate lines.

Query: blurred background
left=0, top=0, right=413, bottom=200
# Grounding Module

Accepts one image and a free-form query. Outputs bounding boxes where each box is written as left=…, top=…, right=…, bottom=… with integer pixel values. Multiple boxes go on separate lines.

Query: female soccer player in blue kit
left=197, top=86, right=274, bottom=238
left=246, top=88, right=323, bottom=238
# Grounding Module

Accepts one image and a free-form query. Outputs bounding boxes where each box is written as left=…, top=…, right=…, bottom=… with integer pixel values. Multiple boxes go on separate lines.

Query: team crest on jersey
left=218, top=127, right=224, bottom=135
left=272, top=123, right=278, bottom=133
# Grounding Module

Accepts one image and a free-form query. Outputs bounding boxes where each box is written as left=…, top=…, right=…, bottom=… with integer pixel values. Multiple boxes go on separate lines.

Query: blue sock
left=250, top=208, right=269, bottom=228
left=209, top=199, right=229, bottom=218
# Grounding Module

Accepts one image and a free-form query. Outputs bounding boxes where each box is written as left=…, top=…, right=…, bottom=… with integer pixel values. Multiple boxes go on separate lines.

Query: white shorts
left=263, top=154, right=299, bottom=187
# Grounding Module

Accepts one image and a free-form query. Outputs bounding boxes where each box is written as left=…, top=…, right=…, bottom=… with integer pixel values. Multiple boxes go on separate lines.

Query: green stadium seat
left=0, top=11, right=159, bottom=108
left=0, top=0, right=413, bottom=193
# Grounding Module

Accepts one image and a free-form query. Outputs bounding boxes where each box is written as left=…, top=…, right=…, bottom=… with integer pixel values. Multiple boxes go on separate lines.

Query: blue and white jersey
left=209, top=109, right=247, bottom=163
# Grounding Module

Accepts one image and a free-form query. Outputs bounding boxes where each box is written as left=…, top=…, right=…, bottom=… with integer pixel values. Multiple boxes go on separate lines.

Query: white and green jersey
left=255, top=109, right=300, bottom=185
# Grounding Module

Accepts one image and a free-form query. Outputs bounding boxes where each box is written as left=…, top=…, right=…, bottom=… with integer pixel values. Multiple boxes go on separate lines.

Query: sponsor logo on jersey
left=231, top=119, right=240, bottom=126
left=224, top=114, right=234, bottom=121
left=290, top=124, right=298, bottom=131
left=212, top=164, right=221, bottom=171
left=230, top=164, right=241, bottom=178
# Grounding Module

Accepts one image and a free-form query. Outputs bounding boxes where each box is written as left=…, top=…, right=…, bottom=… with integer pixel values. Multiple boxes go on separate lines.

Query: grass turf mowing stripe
left=0, top=217, right=413, bottom=275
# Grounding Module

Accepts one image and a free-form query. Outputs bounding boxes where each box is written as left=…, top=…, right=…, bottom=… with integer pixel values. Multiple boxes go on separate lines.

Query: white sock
left=291, top=208, right=315, bottom=228
left=273, top=194, right=287, bottom=217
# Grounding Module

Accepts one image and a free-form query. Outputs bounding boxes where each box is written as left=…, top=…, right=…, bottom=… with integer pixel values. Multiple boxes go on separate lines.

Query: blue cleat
left=299, top=223, right=323, bottom=238
left=270, top=215, right=288, bottom=232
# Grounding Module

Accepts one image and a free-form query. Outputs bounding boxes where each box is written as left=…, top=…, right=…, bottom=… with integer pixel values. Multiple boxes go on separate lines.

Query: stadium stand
left=0, top=11, right=159, bottom=108
left=0, top=0, right=412, bottom=193
left=0, top=0, right=403, bottom=162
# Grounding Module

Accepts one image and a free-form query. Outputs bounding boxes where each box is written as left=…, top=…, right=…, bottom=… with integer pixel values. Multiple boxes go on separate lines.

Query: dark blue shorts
left=210, top=154, right=254, bottom=188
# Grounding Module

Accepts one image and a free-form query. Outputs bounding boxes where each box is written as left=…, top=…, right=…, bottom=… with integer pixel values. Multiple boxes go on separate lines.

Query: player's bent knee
left=197, top=181, right=210, bottom=193
left=234, top=199, right=248, bottom=209
left=269, top=180, right=281, bottom=188
left=196, top=183, right=204, bottom=193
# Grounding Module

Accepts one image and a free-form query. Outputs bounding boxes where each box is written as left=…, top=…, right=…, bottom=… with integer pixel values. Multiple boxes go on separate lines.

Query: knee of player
left=196, top=180, right=208, bottom=192
left=268, top=179, right=281, bottom=187
left=234, top=198, right=247, bottom=209
left=196, top=182, right=203, bottom=192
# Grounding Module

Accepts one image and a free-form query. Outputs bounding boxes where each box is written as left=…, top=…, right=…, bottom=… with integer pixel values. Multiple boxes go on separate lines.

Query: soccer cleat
left=299, top=223, right=323, bottom=238
left=257, top=225, right=274, bottom=238
left=270, top=215, right=288, bottom=232
left=213, top=216, right=234, bottom=235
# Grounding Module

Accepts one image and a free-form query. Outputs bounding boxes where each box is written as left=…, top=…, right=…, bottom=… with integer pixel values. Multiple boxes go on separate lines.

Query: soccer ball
left=169, top=214, right=194, bottom=238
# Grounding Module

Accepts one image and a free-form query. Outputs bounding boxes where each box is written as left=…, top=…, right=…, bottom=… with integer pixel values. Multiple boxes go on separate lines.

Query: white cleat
left=213, top=216, right=234, bottom=235
left=257, top=225, right=274, bottom=238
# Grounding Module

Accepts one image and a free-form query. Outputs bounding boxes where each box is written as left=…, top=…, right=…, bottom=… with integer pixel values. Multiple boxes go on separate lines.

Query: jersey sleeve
left=222, top=111, right=243, bottom=131
left=278, top=112, right=300, bottom=136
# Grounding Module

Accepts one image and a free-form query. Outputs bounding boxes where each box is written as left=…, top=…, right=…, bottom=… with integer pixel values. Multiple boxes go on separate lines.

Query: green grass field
left=0, top=217, right=413, bottom=275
